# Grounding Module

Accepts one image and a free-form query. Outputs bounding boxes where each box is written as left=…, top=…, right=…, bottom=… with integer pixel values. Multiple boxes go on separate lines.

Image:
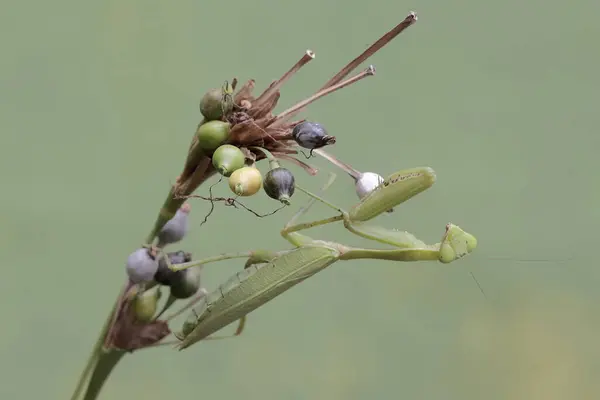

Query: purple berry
left=155, top=250, right=191, bottom=285
left=292, top=121, right=336, bottom=150
left=169, top=266, right=202, bottom=299
left=263, top=167, right=295, bottom=205
left=126, top=248, right=159, bottom=284
left=157, top=203, right=191, bottom=248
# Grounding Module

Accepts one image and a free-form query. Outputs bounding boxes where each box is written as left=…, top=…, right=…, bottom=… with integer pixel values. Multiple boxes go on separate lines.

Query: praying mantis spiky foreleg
left=169, top=166, right=477, bottom=350
left=282, top=167, right=477, bottom=262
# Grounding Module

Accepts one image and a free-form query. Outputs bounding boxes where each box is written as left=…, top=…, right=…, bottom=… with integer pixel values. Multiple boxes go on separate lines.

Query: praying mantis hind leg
left=285, top=172, right=339, bottom=228
left=172, top=296, right=247, bottom=343
left=201, top=316, right=247, bottom=341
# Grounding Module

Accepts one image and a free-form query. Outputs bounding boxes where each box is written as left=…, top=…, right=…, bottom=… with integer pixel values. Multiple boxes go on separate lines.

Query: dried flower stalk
left=72, top=12, right=419, bottom=400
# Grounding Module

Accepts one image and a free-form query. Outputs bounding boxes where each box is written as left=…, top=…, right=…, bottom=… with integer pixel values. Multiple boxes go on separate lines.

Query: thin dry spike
left=274, top=13, right=418, bottom=125
left=272, top=152, right=319, bottom=176
left=271, top=65, right=376, bottom=127
left=313, top=148, right=361, bottom=180
left=255, top=50, right=315, bottom=106
left=320, top=12, right=417, bottom=90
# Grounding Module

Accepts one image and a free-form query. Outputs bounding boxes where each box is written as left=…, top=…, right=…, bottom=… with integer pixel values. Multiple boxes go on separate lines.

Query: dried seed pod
left=199, top=87, right=233, bottom=121
left=157, top=203, right=191, bottom=248
left=228, top=166, right=263, bottom=197
left=212, top=144, right=246, bottom=177
left=155, top=250, right=192, bottom=285
left=263, top=167, right=295, bottom=205
left=132, top=286, right=162, bottom=322
left=169, top=266, right=202, bottom=299
left=196, top=120, right=231, bottom=152
left=126, top=248, right=159, bottom=284
left=292, top=121, right=336, bottom=150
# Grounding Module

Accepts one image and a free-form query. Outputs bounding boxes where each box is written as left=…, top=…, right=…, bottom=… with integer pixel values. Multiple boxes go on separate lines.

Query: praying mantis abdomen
left=178, top=245, right=339, bottom=349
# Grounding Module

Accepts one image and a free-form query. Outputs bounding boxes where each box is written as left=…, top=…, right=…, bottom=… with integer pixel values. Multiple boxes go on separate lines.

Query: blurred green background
left=1, top=0, right=599, bottom=399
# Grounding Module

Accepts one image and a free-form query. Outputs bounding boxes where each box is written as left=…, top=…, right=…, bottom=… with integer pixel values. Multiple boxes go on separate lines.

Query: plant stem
left=72, top=192, right=183, bottom=399
left=82, top=351, right=126, bottom=400
left=250, top=146, right=280, bottom=170
left=69, top=14, right=417, bottom=398
left=69, top=346, right=100, bottom=400
left=72, top=158, right=217, bottom=399
left=70, top=293, right=122, bottom=400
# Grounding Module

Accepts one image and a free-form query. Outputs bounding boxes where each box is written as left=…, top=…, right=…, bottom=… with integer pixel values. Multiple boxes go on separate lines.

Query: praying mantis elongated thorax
left=172, top=167, right=477, bottom=350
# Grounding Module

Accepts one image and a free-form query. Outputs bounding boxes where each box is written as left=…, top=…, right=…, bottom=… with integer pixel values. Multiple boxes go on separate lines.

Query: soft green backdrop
left=1, top=0, right=599, bottom=399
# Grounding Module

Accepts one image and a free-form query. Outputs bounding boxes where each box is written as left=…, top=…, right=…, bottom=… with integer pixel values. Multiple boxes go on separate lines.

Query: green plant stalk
left=71, top=189, right=186, bottom=400
left=82, top=351, right=126, bottom=400
left=70, top=294, right=121, bottom=400
left=73, top=148, right=315, bottom=399
left=146, top=188, right=187, bottom=244
left=70, top=13, right=421, bottom=396
left=250, top=146, right=281, bottom=170
left=181, top=119, right=207, bottom=183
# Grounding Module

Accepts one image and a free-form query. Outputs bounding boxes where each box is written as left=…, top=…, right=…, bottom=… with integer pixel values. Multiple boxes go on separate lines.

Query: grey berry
left=155, top=250, right=191, bottom=285
left=126, top=248, right=159, bottom=284
left=170, top=266, right=202, bottom=299
left=157, top=203, right=191, bottom=248
left=292, top=121, right=336, bottom=150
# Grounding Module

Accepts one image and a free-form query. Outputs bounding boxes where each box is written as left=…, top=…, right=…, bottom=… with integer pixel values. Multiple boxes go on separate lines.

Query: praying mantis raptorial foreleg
left=169, top=167, right=477, bottom=350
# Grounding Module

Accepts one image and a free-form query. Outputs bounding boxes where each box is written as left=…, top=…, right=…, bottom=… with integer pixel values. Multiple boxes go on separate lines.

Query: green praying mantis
left=168, top=166, right=477, bottom=350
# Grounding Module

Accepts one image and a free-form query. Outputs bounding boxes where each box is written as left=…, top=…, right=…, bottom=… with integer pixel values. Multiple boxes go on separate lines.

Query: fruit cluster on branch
left=108, top=10, right=419, bottom=353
